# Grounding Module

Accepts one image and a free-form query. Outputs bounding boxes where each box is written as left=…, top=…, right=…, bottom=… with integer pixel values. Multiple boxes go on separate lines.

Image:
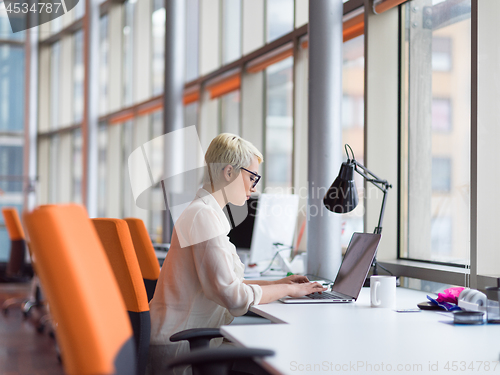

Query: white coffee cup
left=370, top=275, right=396, bottom=308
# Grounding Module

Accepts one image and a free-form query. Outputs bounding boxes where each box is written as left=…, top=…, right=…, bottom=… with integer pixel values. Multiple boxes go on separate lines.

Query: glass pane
left=184, top=102, right=198, bottom=128
left=74, top=0, right=86, bottom=20
left=99, top=15, right=109, bottom=115
left=0, top=137, right=24, bottom=193
left=50, top=42, right=61, bottom=130
left=150, top=111, right=164, bottom=242
left=185, top=0, right=199, bottom=82
left=0, top=203, right=23, bottom=261
left=49, top=135, right=60, bottom=203
left=401, top=0, right=471, bottom=264
left=123, top=0, right=135, bottom=106
left=0, top=11, right=25, bottom=40
left=222, top=0, right=241, bottom=64
left=152, top=0, right=165, bottom=95
left=122, top=121, right=134, bottom=217
left=267, top=0, right=294, bottom=43
left=341, top=34, right=365, bottom=250
left=73, top=30, right=84, bottom=124
left=220, top=91, right=240, bottom=135
left=0, top=45, right=24, bottom=132
left=72, top=129, right=83, bottom=203
left=97, top=124, right=108, bottom=217
left=265, top=56, right=293, bottom=193
left=51, top=12, right=62, bottom=34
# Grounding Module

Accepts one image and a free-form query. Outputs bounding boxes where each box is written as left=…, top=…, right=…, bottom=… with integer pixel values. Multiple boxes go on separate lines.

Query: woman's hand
left=275, top=275, right=309, bottom=284
left=287, top=282, right=326, bottom=298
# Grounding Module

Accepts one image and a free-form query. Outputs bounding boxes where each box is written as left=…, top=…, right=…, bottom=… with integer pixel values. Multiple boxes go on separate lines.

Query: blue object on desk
left=427, top=295, right=461, bottom=311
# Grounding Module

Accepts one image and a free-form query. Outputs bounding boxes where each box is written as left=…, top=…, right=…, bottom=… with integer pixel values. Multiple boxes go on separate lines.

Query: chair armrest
left=166, top=347, right=274, bottom=375
left=170, top=328, right=224, bottom=351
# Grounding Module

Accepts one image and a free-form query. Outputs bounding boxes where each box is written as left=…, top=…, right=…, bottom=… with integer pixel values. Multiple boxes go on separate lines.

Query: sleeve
left=190, top=209, right=262, bottom=317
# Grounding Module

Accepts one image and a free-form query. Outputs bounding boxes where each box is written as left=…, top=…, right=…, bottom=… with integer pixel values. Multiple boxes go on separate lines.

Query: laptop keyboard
left=306, top=291, right=351, bottom=300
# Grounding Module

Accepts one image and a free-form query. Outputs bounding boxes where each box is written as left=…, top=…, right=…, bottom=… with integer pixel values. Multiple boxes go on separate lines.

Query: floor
left=0, top=282, right=64, bottom=375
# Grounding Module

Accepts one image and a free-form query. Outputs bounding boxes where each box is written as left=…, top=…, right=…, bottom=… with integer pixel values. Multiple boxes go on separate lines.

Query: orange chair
left=124, top=218, right=160, bottom=302
left=1, top=207, right=42, bottom=318
left=23, top=204, right=135, bottom=375
left=92, top=218, right=150, bottom=375
left=2, top=207, right=29, bottom=279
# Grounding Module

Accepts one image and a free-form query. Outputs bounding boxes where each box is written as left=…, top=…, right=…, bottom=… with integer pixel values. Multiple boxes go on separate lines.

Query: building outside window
left=265, top=56, right=293, bottom=193
left=73, top=30, right=84, bottom=124
left=0, top=14, right=25, bottom=261
left=266, top=0, right=294, bottom=43
left=222, top=0, right=241, bottom=64
left=341, top=34, right=365, bottom=250
left=185, top=0, right=199, bottom=82
left=220, top=91, right=240, bottom=135
left=401, top=0, right=470, bottom=265
left=152, top=0, right=165, bottom=95
left=99, top=15, right=109, bottom=115
left=123, top=0, right=135, bottom=107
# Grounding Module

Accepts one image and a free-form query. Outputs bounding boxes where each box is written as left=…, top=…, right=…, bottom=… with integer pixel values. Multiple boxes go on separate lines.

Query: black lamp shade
left=323, top=161, right=359, bottom=213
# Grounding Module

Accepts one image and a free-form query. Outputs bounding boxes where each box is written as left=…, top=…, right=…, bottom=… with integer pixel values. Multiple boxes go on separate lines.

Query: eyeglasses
left=240, top=167, right=261, bottom=188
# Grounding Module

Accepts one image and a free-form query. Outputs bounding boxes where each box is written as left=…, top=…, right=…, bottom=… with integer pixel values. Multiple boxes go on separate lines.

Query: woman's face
left=223, top=156, right=260, bottom=206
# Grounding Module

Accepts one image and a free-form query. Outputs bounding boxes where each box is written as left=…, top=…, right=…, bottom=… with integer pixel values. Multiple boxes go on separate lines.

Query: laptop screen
left=331, top=232, right=382, bottom=300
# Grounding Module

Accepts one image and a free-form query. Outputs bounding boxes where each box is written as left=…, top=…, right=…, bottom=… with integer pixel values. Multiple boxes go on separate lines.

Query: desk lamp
left=323, top=144, right=392, bottom=276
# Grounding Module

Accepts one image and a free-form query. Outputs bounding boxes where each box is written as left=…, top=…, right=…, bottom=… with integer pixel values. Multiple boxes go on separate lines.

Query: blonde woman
left=147, top=134, right=325, bottom=374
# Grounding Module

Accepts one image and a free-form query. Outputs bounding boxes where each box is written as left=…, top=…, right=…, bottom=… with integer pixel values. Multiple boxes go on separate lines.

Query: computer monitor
left=227, top=196, right=259, bottom=250
left=248, top=194, right=299, bottom=264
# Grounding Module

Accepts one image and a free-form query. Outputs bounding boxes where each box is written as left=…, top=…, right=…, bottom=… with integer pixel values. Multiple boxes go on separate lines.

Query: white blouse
left=148, top=188, right=263, bottom=357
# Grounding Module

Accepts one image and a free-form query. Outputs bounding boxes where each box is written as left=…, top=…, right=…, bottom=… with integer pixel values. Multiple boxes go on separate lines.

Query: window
left=0, top=45, right=25, bottom=132
left=432, top=98, right=451, bottom=132
left=265, top=57, right=293, bottom=193
left=50, top=42, right=61, bottom=129
left=220, top=91, right=240, bottom=135
left=74, top=0, right=86, bottom=20
left=341, top=34, right=365, bottom=250
left=400, top=0, right=470, bottom=265
left=0, top=138, right=23, bottom=193
left=122, top=120, right=134, bottom=217
left=431, top=157, right=451, bottom=192
left=222, top=0, right=241, bottom=64
left=266, top=0, right=294, bottom=43
left=73, top=30, right=84, bottom=124
left=99, top=15, right=109, bottom=115
left=123, top=0, right=135, bottom=106
left=149, top=111, right=164, bottom=241
left=432, top=36, right=452, bottom=72
left=97, top=124, right=108, bottom=217
left=185, top=0, right=199, bottom=82
left=49, top=135, right=60, bottom=203
left=152, top=0, right=165, bottom=95
left=0, top=11, right=25, bottom=40
left=72, top=129, right=83, bottom=203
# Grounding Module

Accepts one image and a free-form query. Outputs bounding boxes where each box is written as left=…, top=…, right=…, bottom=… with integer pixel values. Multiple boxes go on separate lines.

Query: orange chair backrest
left=23, top=204, right=133, bottom=375
left=92, top=218, right=149, bottom=313
left=124, top=218, right=160, bottom=280
left=3, top=207, right=25, bottom=241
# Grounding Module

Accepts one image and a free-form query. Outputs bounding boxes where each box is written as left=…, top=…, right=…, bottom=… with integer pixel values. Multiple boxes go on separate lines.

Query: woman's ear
left=223, top=165, right=233, bottom=181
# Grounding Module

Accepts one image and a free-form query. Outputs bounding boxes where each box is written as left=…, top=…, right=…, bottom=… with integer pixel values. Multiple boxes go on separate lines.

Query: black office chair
left=166, top=347, right=275, bottom=375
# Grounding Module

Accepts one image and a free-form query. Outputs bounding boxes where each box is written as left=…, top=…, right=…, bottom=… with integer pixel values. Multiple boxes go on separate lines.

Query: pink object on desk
left=436, top=287, right=465, bottom=304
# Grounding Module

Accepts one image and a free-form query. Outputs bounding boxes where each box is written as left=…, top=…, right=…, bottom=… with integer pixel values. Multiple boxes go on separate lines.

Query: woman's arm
left=243, top=275, right=309, bottom=286
left=258, top=282, right=326, bottom=304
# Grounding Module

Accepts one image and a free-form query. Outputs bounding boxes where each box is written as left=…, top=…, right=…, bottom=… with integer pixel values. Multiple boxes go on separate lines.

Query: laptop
left=279, top=232, right=382, bottom=303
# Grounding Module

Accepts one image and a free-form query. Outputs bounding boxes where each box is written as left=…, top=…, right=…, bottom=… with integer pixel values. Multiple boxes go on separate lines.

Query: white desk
left=221, top=288, right=500, bottom=375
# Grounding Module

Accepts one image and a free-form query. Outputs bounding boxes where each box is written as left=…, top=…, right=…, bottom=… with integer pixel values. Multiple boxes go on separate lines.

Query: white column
left=163, top=0, right=185, bottom=242
left=307, top=0, right=343, bottom=281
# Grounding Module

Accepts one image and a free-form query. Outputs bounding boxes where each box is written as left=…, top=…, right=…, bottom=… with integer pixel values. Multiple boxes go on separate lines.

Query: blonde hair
left=204, top=133, right=263, bottom=186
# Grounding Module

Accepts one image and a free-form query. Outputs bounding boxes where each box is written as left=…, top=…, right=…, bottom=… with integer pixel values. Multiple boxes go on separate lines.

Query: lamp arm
left=351, top=159, right=391, bottom=234
left=352, top=160, right=391, bottom=192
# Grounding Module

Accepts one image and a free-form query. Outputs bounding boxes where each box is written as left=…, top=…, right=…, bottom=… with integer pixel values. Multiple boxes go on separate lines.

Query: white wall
left=365, top=5, right=399, bottom=260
